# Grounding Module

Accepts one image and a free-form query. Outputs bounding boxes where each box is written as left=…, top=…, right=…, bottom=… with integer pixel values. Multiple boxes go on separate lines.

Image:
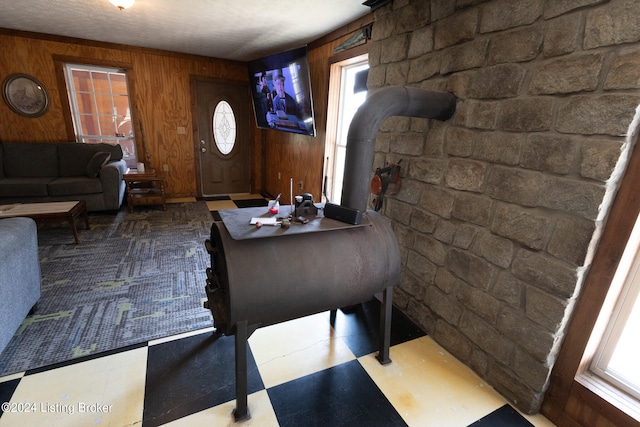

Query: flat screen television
left=248, top=46, right=316, bottom=136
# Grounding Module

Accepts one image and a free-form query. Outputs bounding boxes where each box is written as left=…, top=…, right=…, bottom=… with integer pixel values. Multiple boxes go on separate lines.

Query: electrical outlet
left=278, top=172, right=281, bottom=180
left=163, top=164, right=169, bottom=172
left=177, top=126, right=186, bottom=134
left=298, top=181, right=303, bottom=189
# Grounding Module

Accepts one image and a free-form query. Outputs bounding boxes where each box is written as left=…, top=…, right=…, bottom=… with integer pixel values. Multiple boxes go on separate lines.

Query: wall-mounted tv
left=248, top=46, right=316, bottom=137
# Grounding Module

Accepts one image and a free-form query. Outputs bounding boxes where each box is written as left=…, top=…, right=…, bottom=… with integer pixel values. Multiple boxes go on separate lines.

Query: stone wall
left=367, top=0, right=640, bottom=413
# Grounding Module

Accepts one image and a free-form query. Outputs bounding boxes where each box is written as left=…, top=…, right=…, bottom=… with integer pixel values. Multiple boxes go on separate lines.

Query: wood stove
left=204, top=86, right=456, bottom=420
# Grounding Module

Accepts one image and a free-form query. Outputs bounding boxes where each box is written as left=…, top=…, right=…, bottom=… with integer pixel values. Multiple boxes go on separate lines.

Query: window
left=63, top=64, right=137, bottom=167
left=324, top=55, right=369, bottom=204
left=212, top=100, right=236, bottom=155
left=589, top=211, right=640, bottom=402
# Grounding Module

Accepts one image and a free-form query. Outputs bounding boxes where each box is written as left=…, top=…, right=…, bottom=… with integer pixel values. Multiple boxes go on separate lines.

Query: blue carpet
left=0, top=202, right=214, bottom=376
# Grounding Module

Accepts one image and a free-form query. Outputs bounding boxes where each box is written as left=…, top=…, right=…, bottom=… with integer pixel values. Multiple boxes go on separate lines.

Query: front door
left=196, top=79, right=251, bottom=196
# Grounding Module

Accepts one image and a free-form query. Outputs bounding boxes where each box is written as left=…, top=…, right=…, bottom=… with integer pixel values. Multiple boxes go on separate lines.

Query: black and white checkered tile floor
left=0, top=196, right=555, bottom=426
left=0, top=300, right=554, bottom=426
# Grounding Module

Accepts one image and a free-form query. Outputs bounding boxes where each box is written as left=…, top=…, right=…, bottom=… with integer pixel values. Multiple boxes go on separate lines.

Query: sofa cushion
left=96, top=143, right=124, bottom=161
left=57, top=143, right=96, bottom=177
left=47, top=177, right=103, bottom=196
left=3, top=143, right=59, bottom=178
left=86, top=152, right=111, bottom=177
left=0, top=177, right=53, bottom=197
left=57, top=143, right=122, bottom=177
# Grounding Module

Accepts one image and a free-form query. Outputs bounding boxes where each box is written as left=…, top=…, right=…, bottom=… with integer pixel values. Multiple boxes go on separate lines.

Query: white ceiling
left=0, top=0, right=372, bottom=62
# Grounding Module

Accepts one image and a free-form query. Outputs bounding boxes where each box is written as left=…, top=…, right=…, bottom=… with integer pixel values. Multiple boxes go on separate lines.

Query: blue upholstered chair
left=0, top=217, right=41, bottom=355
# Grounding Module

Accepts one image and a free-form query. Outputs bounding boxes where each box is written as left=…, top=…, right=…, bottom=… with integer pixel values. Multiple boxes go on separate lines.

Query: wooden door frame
left=189, top=75, right=255, bottom=198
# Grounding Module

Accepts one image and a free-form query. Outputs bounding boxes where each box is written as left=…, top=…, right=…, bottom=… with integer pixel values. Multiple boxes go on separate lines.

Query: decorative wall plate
left=2, top=73, right=50, bottom=117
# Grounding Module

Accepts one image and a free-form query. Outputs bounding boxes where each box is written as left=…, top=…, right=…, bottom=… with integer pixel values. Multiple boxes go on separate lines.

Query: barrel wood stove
left=204, top=86, right=457, bottom=420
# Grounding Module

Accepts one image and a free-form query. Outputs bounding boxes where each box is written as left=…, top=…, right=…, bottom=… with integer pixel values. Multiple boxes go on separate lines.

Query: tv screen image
left=248, top=46, right=316, bottom=136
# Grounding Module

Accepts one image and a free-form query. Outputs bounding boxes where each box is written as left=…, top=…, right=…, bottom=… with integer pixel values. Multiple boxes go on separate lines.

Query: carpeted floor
left=0, top=201, right=214, bottom=376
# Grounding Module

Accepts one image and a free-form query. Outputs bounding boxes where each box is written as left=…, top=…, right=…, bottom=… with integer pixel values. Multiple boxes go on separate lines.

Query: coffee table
left=0, top=200, right=90, bottom=244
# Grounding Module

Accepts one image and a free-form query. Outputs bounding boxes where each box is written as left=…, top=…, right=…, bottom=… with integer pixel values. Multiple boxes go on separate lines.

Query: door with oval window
left=196, top=79, right=251, bottom=196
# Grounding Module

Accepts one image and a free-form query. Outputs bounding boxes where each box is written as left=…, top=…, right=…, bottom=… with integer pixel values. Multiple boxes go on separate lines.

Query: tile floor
left=0, top=195, right=557, bottom=426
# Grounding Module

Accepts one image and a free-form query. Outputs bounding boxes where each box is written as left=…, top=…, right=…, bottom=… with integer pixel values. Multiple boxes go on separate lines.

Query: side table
left=123, top=169, right=166, bottom=212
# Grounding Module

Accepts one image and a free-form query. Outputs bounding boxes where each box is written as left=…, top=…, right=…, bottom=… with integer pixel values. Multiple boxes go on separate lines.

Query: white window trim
left=580, top=210, right=640, bottom=419
left=63, top=63, right=137, bottom=165
left=588, top=210, right=640, bottom=401
left=323, top=54, right=368, bottom=204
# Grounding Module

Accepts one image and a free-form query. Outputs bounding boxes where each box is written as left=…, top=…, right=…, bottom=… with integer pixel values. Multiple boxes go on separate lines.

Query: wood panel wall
left=0, top=30, right=247, bottom=197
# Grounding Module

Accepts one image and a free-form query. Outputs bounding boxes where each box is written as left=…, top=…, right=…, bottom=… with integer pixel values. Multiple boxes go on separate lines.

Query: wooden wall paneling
left=0, top=30, right=248, bottom=197
left=52, top=56, right=79, bottom=141
left=570, top=382, right=638, bottom=427
left=133, top=53, right=191, bottom=196
left=246, top=81, right=262, bottom=195
left=0, top=36, right=71, bottom=142
left=256, top=128, right=266, bottom=195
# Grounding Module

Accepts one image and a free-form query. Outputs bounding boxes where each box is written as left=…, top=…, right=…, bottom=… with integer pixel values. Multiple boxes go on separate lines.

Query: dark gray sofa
left=0, top=217, right=41, bottom=356
left=0, top=142, right=127, bottom=211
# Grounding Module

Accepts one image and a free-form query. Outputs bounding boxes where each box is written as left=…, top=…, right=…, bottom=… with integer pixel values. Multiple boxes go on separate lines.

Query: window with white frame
left=63, top=64, right=137, bottom=167
left=589, top=211, right=640, bottom=402
left=326, top=58, right=369, bottom=204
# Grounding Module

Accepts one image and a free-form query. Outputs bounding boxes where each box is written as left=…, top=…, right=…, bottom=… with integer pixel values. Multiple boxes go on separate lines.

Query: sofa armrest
left=100, top=160, right=127, bottom=181
left=99, top=160, right=127, bottom=210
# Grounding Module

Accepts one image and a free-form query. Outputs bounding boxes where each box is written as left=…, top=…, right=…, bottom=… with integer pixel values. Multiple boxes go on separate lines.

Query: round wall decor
left=2, top=73, right=50, bottom=117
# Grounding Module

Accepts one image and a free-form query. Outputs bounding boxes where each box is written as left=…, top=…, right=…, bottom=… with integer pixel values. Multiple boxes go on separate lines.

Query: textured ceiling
left=0, top=0, right=372, bottom=61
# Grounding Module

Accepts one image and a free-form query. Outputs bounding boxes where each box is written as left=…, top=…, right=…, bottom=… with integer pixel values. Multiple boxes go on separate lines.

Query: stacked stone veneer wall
left=367, top=0, right=640, bottom=413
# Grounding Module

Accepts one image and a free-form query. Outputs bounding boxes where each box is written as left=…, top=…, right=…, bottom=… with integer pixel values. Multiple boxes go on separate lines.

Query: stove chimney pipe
left=341, top=86, right=457, bottom=213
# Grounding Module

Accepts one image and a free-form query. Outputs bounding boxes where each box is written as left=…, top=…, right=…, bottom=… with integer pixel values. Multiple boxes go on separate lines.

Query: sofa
left=0, top=142, right=127, bottom=211
left=0, top=217, right=41, bottom=356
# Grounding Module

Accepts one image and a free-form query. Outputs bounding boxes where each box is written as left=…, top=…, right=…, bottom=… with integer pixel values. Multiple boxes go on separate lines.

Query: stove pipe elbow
left=341, top=86, right=457, bottom=213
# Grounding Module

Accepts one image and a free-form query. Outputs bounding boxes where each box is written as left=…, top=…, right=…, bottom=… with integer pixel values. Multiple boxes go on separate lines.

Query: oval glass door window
left=212, top=100, right=236, bottom=155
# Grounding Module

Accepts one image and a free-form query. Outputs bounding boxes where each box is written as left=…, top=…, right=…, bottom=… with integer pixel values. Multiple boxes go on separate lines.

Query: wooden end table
left=124, top=169, right=166, bottom=212
left=0, top=200, right=90, bottom=244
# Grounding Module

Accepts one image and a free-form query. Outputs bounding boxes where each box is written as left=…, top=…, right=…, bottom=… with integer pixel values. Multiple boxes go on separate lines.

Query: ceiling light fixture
left=109, top=0, right=135, bottom=10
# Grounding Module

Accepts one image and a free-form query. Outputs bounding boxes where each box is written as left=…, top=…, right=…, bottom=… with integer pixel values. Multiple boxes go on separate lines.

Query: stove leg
left=377, top=286, right=393, bottom=365
left=329, top=309, right=337, bottom=326
left=233, top=320, right=251, bottom=421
